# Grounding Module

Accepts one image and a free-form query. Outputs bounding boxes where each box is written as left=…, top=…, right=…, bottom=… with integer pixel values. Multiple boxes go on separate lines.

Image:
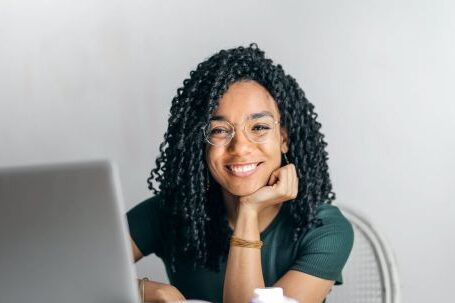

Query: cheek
left=206, top=149, right=223, bottom=177
left=264, top=143, right=283, bottom=166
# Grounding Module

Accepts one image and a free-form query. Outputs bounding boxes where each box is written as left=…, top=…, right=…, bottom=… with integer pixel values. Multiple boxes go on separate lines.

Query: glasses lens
left=245, top=116, right=276, bottom=143
left=205, top=120, right=233, bottom=146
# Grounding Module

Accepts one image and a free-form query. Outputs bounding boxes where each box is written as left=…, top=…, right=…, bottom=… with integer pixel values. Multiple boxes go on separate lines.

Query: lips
left=225, top=162, right=263, bottom=177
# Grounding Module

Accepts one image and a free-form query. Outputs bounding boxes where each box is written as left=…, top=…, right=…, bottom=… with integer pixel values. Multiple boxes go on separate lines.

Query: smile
left=225, top=162, right=262, bottom=177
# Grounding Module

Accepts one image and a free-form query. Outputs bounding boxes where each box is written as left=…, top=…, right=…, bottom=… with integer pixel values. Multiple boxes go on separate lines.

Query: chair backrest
left=326, top=206, right=401, bottom=303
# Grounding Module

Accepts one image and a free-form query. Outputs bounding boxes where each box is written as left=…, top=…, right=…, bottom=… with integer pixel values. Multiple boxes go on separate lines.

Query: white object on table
left=250, top=287, right=299, bottom=303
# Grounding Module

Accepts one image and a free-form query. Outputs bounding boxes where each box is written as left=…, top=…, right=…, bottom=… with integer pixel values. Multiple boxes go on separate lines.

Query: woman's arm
left=223, top=165, right=297, bottom=303
left=142, top=280, right=186, bottom=302
left=131, top=238, right=186, bottom=302
left=274, top=270, right=334, bottom=303
left=223, top=165, right=335, bottom=303
left=131, top=237, right=144, bottom=262
left=223, top=205, right=264, bottom=303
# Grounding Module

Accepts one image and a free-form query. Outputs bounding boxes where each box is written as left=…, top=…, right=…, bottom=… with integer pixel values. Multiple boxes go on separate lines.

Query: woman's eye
left=251, top=124, right=271, bottom=131
left=210, top=128, right=229, bottom=135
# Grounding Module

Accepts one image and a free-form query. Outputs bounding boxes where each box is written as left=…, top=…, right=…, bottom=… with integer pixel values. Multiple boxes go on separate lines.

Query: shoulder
left=316, top=203, right=353, bottom=230
left=306, top=203, right=354, bottom=247
left=128, top=194, right=165, bottom=216
left=291, top=203, right=354, bottom=283
left=126, top=195, right=166, bottom=257
left=301, top=203, right=354, bottom=261
left=126, top=195, right=166, bottom=231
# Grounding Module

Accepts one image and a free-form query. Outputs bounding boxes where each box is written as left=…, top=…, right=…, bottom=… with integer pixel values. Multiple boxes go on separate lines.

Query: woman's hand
left=239, top=164, right=298, bottom=214
left=143, top=280, right=186, bottom=303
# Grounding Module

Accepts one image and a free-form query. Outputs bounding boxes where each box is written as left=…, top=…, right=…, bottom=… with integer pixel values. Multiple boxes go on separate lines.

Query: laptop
left=0, top=160, right=140, bottom=303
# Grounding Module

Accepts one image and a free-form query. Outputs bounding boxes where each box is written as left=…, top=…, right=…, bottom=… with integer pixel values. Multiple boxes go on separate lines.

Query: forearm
left=142, top=280, right=163, bottom=302
left=138, top=279, right=185, bottom=302
left=223, top=207, right=265, bottom=303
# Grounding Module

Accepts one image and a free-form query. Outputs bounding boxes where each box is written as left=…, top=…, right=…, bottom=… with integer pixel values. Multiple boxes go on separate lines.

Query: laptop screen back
left=0, top=160, right=140, bottom=303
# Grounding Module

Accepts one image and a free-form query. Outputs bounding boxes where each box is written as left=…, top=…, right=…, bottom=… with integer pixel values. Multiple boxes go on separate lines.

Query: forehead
left=212, top=81, right=280, bottom=120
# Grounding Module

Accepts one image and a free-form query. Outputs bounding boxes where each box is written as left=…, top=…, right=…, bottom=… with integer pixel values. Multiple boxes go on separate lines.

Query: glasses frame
left=202, top=118, right=280, bottom=147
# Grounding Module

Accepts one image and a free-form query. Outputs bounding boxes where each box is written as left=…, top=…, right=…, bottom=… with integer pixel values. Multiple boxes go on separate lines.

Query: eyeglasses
left=202, top=115, right=280, bottom=147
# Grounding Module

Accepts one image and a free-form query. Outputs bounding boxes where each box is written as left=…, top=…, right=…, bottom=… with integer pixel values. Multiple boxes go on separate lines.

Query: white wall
left=1, top=0, right=454, bottom=302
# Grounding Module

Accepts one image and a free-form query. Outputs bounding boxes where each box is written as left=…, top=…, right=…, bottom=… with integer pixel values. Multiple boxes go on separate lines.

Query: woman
left=127, top=44, right=354, bottom=303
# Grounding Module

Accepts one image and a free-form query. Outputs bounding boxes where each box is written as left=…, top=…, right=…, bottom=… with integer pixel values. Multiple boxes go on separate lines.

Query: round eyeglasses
left=202, top=116, right=280, bottom=147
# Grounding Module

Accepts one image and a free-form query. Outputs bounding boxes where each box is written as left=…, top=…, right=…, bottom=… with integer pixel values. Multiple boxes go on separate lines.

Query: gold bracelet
left=139, top=278, right=144, bottom=303
left=141, top=277, right=149, bottom=303
left=230, top=235, right=263, bottom=249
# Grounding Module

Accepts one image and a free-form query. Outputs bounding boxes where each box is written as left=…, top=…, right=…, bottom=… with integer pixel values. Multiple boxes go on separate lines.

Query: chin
left=225, top=182, right=263, bottom=197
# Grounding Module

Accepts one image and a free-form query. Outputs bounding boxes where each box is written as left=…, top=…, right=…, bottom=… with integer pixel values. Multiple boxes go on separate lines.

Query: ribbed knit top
left=127, top=196, right=354, bottom=303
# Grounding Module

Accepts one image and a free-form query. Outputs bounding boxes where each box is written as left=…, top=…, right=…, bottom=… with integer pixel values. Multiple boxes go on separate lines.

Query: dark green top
left=127, top=196, right=354, bottom=303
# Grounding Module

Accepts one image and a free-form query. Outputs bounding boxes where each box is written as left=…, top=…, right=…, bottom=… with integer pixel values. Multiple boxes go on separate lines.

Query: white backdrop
left=1, top=1, right=454, bottom=302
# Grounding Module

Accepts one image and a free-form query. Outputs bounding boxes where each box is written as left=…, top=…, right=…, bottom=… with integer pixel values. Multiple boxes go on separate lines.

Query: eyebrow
left=210, top=111, right=275, bottom=121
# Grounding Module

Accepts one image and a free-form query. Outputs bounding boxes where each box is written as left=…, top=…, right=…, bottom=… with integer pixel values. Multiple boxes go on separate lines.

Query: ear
left=280, top=127, right=289, bottom=153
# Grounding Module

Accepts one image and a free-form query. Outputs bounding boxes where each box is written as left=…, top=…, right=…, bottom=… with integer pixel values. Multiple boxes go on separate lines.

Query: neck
left=222, top=189, right=282, bottom=233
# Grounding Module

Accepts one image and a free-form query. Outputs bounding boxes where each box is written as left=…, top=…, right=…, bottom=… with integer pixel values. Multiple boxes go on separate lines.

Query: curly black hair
left=147, top=43, right=335, bottom=272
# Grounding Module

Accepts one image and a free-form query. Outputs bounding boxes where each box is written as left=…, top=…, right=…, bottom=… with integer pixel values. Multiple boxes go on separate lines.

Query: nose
left=227, top=129, right=253, bottom=155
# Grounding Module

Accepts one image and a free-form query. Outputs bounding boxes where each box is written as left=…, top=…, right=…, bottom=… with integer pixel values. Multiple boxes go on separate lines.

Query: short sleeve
left=291, top=204, right=354, bottom=285
left=126, top=195, right=164, bottom=257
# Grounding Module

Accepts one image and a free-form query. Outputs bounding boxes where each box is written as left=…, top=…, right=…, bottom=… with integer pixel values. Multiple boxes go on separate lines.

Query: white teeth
left=228, top=163, right=258, bottom=173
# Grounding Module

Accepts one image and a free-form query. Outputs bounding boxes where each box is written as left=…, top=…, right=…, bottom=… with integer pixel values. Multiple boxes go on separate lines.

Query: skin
left=132, top=240, right=186, bottom=302
left=131, top=80, right=334, bottom=302
left=205, top=81, right=290, bottom=231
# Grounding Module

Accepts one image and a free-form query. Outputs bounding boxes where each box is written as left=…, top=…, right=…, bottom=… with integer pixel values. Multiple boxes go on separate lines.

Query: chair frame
left=337, top=205, right=401, bottom=303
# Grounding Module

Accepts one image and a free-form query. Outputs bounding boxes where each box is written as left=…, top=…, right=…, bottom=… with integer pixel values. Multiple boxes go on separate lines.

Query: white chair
left=326, top=206, right=401, bottom=303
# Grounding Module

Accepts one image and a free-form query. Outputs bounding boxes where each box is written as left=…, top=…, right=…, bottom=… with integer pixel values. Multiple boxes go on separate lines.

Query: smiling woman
left=126, top=44, right=354, bottom=303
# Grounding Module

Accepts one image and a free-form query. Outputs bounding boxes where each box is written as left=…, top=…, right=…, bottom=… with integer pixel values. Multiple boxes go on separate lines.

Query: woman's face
left=206, top=81, right=288, bottom=197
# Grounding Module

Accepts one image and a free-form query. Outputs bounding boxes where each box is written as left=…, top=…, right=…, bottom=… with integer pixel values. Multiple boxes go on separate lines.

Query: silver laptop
left=0, top=160, right=140, bottom=303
